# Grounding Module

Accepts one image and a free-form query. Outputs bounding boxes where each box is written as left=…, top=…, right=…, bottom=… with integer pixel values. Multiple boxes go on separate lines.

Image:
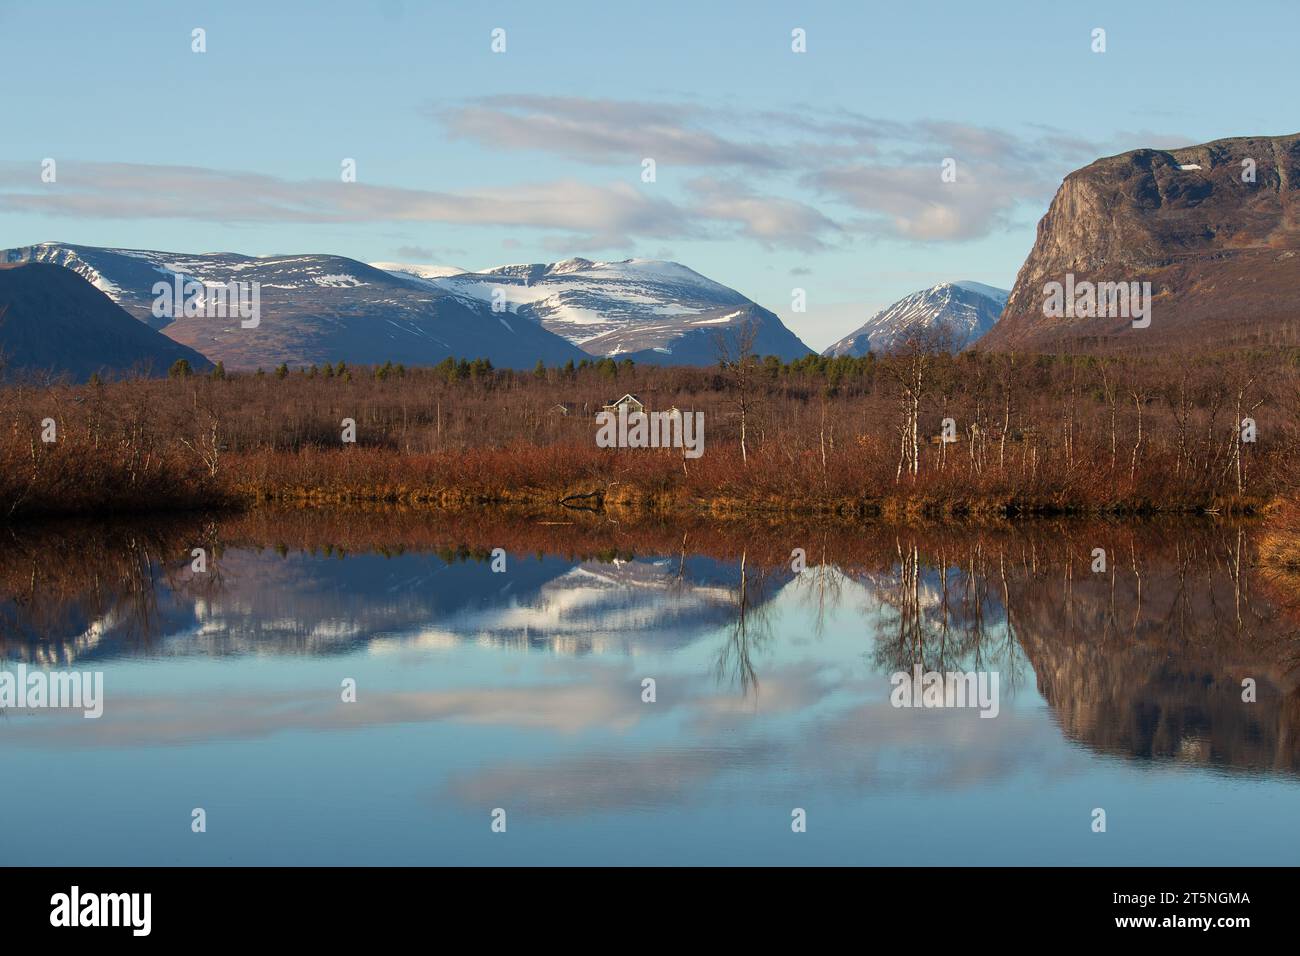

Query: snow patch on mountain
left=313, top=273, right=366, bottom=288
left=369, top=262, right=469, bottom=281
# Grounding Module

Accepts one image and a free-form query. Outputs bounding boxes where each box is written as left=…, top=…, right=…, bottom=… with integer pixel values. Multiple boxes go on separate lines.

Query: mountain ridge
left=822, top=281, right=1008, bottom=357
left=1, top=242, right=589, bottom=370
left=408, top=256, right=814, bottom=363
left=2, top=243, right=815, bottom=369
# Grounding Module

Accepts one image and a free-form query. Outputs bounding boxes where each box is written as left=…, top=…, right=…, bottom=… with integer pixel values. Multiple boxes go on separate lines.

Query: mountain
left=979, top=132, right=1300, bottom=352
left=0, top=262, right=211, bottom=381
left=2, top=243, right=589, bottom=370
left=368, top=262, right=468, bottom=280
left=822, top=281, right=1008, bottom=357
left=384, top=257, right=814, bottom=363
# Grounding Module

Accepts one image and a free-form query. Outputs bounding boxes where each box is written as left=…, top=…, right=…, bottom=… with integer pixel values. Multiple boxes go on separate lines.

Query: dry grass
left=1261, top=498, right=1300, bottom=571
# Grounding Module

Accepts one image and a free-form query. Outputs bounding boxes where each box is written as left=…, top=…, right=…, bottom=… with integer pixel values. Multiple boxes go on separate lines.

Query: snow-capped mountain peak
left=951, top=279, right=1009, bottom=300
left=822, top=281, right=1008, bottom=357
left=422, top=256, right=811, bottom=363
left=545, top=256, right=597, bottom=275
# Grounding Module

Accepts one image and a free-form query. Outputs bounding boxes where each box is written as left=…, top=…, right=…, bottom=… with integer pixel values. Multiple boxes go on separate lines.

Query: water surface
left=3, top=512, right=1298, bottom=865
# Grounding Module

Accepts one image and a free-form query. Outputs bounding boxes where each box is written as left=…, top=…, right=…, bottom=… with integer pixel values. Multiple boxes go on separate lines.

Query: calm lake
left=3, top=510, right=1298, bottom=865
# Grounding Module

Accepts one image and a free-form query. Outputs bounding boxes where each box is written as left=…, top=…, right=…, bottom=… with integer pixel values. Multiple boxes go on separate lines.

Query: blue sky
left=1, top=0, right=1295, bottom=349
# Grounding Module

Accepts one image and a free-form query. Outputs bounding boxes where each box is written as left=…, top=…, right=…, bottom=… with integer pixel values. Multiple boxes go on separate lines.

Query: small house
left=602, top=393, right=645, bottom=416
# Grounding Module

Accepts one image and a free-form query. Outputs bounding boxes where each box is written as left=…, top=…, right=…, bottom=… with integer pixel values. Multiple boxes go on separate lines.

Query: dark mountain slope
left=0, top=262, right=211, bottom=381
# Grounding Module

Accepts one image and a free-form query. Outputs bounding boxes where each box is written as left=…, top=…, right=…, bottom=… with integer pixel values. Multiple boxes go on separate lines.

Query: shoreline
left=0, top=481, right=1276, bottom=525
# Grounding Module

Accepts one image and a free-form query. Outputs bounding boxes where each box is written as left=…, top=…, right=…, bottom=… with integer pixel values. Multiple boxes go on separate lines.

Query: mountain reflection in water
left=2, top=509, right=1299, bottom=865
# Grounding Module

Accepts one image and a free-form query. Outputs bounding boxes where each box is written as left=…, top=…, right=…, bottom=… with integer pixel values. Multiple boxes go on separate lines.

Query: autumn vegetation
left=2, top=341, right=1300, bottom=525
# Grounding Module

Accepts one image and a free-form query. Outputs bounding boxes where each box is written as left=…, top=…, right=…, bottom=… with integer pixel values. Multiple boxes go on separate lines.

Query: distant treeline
left=158, top=351, right=880, bottom=384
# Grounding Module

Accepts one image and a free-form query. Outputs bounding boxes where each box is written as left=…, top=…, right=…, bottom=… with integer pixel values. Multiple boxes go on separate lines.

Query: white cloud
left=437, top=95, right=786, bottom=169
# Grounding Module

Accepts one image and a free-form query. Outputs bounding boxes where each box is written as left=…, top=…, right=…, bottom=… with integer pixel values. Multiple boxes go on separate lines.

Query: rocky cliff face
left=980, top=133, right=1300, bottom=351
